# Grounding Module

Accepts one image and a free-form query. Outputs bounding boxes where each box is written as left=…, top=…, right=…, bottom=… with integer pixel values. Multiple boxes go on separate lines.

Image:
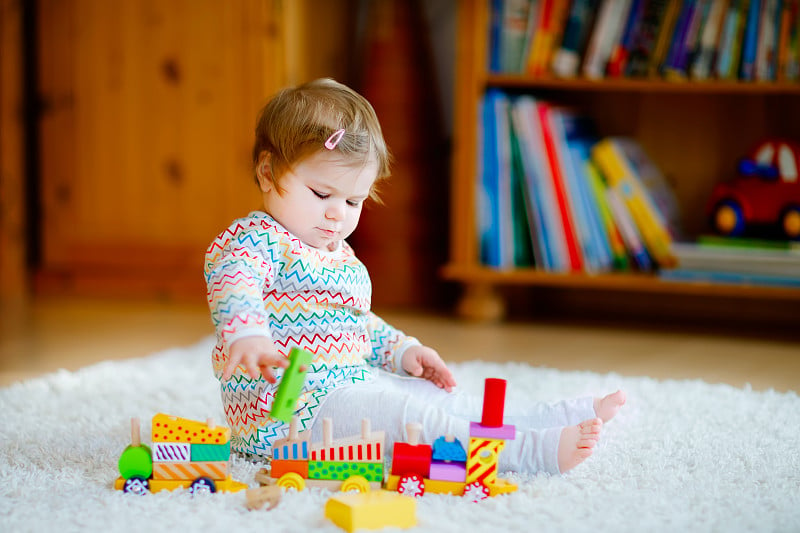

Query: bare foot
left=593, top=390, right=626, bottom=423
left=557, top=418, right=602, bottom=473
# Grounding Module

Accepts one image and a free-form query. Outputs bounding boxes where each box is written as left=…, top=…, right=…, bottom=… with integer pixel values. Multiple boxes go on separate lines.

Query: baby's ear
left=255, top=151, right=273, bottom=193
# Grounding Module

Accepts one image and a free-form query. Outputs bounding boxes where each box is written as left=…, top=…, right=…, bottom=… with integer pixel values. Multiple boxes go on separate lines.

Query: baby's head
left=252, top=78, right=391, bottom=198
left=252, top=79, right=391, bottom=250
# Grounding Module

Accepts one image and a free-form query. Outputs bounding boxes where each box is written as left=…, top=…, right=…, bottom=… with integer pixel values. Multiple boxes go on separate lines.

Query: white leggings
left=310, top=371, right=595, bottom=475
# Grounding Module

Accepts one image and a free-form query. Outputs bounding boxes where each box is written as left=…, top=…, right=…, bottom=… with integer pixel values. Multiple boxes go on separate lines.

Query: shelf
left=484, top=75, right=800, bottom=95
left=441, top=264, right=800, bottom=301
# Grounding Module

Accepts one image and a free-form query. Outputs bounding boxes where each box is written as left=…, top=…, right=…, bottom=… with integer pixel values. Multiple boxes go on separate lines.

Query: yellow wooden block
left=151, top=413, right=231, bottom=444
left=325, top=491, right=416, bottom=532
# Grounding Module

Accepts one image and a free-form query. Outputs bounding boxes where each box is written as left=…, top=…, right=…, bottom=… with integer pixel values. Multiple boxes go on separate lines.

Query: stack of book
left=661, top=235, right=800, bottom=286
left=491, top=0, right=800, bottom=82
left=477, top=91, right=683, bottom=272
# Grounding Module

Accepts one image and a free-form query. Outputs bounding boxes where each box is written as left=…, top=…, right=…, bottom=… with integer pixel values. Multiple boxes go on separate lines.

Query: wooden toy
left=261, top=416, right=385, bottom=493
left=384, top=378, right=518, bottom=501
left=325, top=490, right=417, bottom=532
left=707, top=139, right=800, bottom=239
left=270, top=347, right=313, bottom=423
left=115, top=414, right=247, bottom=495
left=245, top=484, right=282, bottom=511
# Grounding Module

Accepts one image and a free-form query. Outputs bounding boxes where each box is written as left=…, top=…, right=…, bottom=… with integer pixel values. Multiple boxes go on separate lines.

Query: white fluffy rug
left=1, top=337, right=799, bottom=532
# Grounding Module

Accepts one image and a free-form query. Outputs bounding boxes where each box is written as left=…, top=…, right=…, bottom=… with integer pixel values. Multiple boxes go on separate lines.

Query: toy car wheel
left=122, top=476, right=151, bottom=495
left=780, top=206, right=800, bottom=240
left=463, top=481, right=490, bottom=502
left=711, top=200, right=746, bottom=236
left=277, top=471, right=306, bottom=491
left=397, top=473, right=425, bottom=498
left=340, top=475, right=370, bottom=493
left=189, top=477, right=217, bottom=495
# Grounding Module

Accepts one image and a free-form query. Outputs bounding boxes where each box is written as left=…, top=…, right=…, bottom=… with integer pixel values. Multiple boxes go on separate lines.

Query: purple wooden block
left=469, top=421, right=516, bottom=440
left=429, top=460, right=466, bottom=482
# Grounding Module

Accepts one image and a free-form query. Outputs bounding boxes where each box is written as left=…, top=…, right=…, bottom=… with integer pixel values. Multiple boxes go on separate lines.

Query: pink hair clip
left=324, top=129, right=346, bottom=150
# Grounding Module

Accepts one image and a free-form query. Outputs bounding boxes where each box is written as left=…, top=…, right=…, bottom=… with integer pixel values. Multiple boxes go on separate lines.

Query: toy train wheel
left=780, top=206, right=800, bottom=240
left=189, top=477, right=217, bottom=495
left=711, top=200, right=746, bottom=236
left=463, top=481, right=490, bottom=502
left=277, top=472, right=306, bottom=491
left=122, top=476, right=151, bottom=495
left=397, top=473, right=425, bottom=498
left=340, top=475, right=370, bottom=493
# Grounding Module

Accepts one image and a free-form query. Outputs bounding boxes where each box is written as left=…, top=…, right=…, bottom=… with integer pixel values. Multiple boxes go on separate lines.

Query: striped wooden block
left=310, top=439, right=383, bottom=463
left=466, top=437, right=505, bottom=486
left=152, top=461, right=230, bottom=481
left=273, top=440, right=308, bottom=461
left=153, top=442, right=191, bottom=462
left=191, top=442, right=230, bottom=462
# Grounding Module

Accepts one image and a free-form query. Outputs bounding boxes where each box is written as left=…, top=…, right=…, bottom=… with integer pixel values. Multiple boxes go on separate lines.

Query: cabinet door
left=36, top=0, right=288, bottom=298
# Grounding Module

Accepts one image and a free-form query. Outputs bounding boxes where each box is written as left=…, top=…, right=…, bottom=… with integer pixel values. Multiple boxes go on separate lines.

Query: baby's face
left=261, top=151, right=378, bottom=251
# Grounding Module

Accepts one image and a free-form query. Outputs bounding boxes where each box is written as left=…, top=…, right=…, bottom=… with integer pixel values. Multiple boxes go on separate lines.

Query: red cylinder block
left=481, top=378, right=507, bottom=428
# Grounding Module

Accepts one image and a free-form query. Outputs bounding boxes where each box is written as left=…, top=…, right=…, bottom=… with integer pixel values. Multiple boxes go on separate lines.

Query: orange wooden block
left=152, top=461, right=229, bottom=481
left=270, top=459, right=309, bottom=480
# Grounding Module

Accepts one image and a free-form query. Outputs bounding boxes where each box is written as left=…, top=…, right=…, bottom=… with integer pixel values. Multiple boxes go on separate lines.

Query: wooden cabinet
left=34, top=0, right=354, bottom=301
left=444, top=0, right=800, bottom=321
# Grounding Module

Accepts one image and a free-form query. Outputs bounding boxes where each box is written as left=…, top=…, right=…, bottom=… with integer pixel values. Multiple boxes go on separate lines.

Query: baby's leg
left=557, top=418, right=603, bottom=473
left=310, top=378, right=595, bottom=475
left=593, top=390, right=626, bottom=422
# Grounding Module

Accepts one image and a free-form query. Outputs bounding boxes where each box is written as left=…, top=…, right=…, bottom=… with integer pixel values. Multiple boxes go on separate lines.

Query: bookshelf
left=444, top=0, right=800, bottom=320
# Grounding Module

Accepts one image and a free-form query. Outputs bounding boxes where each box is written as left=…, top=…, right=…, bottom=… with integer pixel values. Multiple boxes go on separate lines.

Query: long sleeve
left=364, top=311, right=421, bottom=374
left=205, top=219, right=276, bottom=351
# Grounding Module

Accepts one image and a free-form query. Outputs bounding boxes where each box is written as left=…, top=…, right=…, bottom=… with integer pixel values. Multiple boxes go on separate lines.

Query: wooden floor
left=1, top=296, right=798, bottom=392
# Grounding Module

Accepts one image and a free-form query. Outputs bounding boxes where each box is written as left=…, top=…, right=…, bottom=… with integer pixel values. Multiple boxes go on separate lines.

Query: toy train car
left=259, top=377, right=517, bottom=502
left=115, top=414, right=247, bottom=495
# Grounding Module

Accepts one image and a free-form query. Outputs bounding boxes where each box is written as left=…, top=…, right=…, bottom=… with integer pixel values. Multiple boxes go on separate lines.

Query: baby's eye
left=311, top=189, right=329, bottom=200
left=346, top=199, right=362, bottom=207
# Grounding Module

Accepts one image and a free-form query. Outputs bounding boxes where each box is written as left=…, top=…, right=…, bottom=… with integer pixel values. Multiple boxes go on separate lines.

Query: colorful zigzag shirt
left=204, top=211, right=419, bottom=457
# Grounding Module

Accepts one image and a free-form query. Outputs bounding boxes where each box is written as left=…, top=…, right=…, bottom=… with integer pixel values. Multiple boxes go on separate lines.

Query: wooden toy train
left=115, top=414, right=247, bottom=495
left=259, top=377, right=517, bottom=502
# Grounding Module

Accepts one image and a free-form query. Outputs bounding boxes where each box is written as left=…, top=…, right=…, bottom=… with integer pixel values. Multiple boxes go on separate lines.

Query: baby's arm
left=365, top=312, right=457, bottom=391
left=401, top=345, right=457, bottom=392
left=224, top=335, right=287, bottom=382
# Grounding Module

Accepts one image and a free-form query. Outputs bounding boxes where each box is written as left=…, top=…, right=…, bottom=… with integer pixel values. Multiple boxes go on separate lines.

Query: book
left=526, top=0, right=556, bottom=75
left=755, top=0, right=781, bottom=80
left=478, top=90, right=502, bottom=267
left=592, top=138, right=677, bottom=267
left=716, top=0, right=752, bottom=78
left=697, top=234, right=800, bottom=250
left=586, top=161, right=630, bottom=270
left=548, top=108, right=612, bottom=272
left=612, top=137, right=684, bottom=240
left=606, top=187, right=653, bottom=270
left=551, top=0, right=600, bottom=78
left=670, top=240, right=800, bottom=277
left=690, top=0, right=730, bottom=79
left=607, top=0, right=646, bottom=76
left=499, top=0, right=539, bottom=72
left=583, top=0, right=633, bottom=79
left=659, top=268, right=800, bottom=287
left=739, top=0, right=763, bottom=80
left=508, top=104, right=540, bottom=267
left=648, top=0, right=683, bottom=77
left=510, top=96, right=569, bottom=271
left=662, top=0, right=698, bottom=78
left=625, top=0, right=673, bottom=77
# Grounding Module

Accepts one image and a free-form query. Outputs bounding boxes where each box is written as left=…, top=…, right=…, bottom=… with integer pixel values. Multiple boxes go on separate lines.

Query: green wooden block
left=308, top=461, right=384, bottom=482
left=190, top=442, right=230, bottom=462
left=270, top=347, right=312, bottom=423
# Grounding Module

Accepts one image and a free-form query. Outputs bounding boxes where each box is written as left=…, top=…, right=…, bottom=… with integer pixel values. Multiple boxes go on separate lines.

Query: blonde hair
left=252, top=78, right=391, bottom=200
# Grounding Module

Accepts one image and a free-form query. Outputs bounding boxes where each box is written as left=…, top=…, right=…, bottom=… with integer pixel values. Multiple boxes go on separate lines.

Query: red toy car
left=707, top=139, right=800, bottom=240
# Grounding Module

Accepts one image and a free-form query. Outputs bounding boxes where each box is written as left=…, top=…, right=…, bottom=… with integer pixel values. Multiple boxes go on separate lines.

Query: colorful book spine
left=538, top=102, right=584, bottom=271
left=649, top=0, right=683, bottom=76
left=586, top=162, right=630, bottom=270
left=607, top=0, right=646, bottom=76
left=739, top=0, right=763, bottom=80
left=625, top=0, right=673, bottom=77
left=690, top=0, right=730, bottom=79
left=551, top=0, right=599, bottom=78
left=592, top=138, right=676, bottom=268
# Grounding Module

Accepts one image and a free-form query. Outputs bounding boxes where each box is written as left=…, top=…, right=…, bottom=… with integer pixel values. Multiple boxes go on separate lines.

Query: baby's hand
left=224, top=336, right=288, bottom=382
left=401, top=345, right=457, bottom=393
